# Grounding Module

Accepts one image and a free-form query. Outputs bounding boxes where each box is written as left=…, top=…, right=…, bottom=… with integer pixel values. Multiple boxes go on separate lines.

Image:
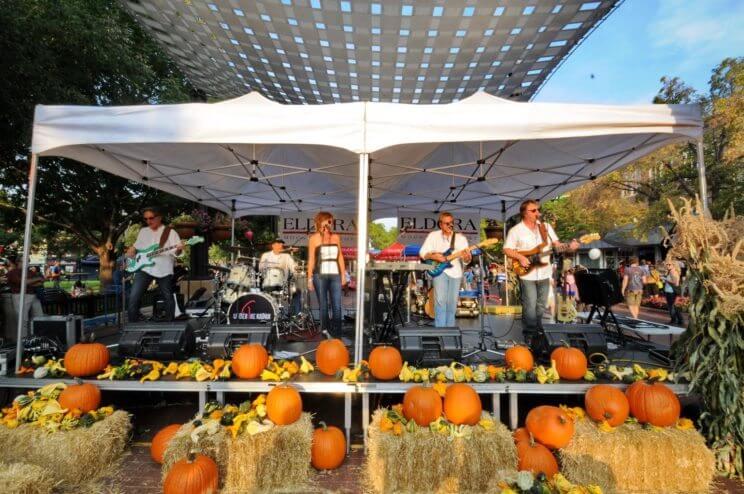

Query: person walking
left=621, top=257, right=645, bottom=319
left=662, top=261, right=684, bottom=325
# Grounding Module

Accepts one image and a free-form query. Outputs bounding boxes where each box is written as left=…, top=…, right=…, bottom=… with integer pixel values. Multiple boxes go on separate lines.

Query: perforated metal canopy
left=121, top=0, right=619, bottom=103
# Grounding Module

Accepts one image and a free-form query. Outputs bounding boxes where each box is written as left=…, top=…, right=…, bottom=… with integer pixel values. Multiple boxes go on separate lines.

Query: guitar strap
left=449, top=229, right=461, bottom=270
left=159, top=227, right=172, bottom=248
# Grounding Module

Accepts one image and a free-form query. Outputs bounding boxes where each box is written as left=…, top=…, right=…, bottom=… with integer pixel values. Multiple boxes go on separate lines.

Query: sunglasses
left=527, top=208, right=540, bottom=213
left=441, top=221, right=453, bottom=226
left=143, top=215, right=159, bottom=221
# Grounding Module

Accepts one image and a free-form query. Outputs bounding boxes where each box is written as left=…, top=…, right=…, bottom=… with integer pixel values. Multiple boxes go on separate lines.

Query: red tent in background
left=374, top=242, right=405, bottom=260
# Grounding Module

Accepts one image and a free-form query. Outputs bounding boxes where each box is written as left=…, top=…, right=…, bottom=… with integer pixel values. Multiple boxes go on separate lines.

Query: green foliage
left=368, top=222, right=399, bottom=249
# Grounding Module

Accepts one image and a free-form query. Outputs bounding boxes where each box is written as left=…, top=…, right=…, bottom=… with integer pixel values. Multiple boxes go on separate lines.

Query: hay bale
left=0, top=410, right=131, bottom=489
left=163, top=413, right=313, bottom=493
left=560, top=419, right=715, bottom=494
left=0, top=462, right=57, bottom=494
left=365, top=409, right=517, bottom=494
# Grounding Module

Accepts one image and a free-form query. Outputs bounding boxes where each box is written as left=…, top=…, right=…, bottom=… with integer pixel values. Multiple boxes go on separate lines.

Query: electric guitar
left=126, top=236, right=204, bottom=273
left=511, top=232, right=600, bottom=276
left=424, top=238, right=500, bottom=278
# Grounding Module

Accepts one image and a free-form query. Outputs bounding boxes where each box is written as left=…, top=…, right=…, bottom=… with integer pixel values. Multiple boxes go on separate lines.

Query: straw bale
left=0, top=411, right=131, bottom=489
left=0, top=462, right=57, bottom=494
left=364, top=409, right=517, bottom=494
left=560, top=419, right=715, bottom=494
left=163, top=412, right=313, bottom=493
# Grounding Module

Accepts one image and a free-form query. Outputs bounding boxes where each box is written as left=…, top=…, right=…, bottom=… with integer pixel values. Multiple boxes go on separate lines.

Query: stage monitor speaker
left=529, top=323, right=607, bottom=362
left=398, top=326, right=462, bottom=366
left=205, top=324, right=272, bottom=359
left=118, top=322, right=194, bottom=360
left=575, top=269, right=623, bottom=307
left=32, top=315, right=83, bottom=350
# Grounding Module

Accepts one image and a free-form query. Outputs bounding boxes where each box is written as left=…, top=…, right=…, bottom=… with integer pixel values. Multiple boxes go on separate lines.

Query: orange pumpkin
left=505, top=345, right=534, bottom=371
left=517, top=440, right=559, bottom=478
left=266, top=384, right=303, bottom=425
left=315, top=339, right=350, bottom=376
left=64, top=341, right=109, bottom=377
left=550, top=345, right=587, bottom=380
left=625, top=381, right=680, bottom=427
left=368, top=346, right=403, bottom=380
left=150, top=424, right=181, bottom=464
left=513, top=427, right=531, bottom=444
left=585, top=384, right=630, bottom=427
left=311, top=421, right=346, bottom=470
left=525, top=405, right=575, bottom=449
left=231, top=343, right=269, bottom=379
left=58, top=382, right=101, bottom=413
left=402, top=385, right=442, bottom=426
left=163, top=452, right=219, bottom=494
left=443, top=383, right=482, bottom=425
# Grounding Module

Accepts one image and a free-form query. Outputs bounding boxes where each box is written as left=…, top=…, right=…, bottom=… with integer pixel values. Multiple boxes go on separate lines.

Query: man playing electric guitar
left=126, top=206, right=185, bottom=322
left=419, top=212, right=471, bottom=327
left=504, top=200, right=579, bottom=342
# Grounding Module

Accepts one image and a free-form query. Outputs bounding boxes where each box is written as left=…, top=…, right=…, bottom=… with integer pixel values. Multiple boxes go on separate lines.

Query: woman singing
left=307, top=212, right=347, bottom=338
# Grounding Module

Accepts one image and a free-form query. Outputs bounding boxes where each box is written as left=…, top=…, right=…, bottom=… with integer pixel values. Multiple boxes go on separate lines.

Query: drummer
left=259, top=238, right=300, bottom=314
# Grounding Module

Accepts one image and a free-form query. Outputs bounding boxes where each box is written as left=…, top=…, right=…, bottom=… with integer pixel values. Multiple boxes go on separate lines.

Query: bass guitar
left=424, top=238, right=500, bottom=278
left=511, top=232, right=600, bottom=276
left=126, top=236, right=204, bottom=273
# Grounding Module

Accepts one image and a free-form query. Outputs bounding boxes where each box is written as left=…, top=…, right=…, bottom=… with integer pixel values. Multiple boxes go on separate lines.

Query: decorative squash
left=368, top=346, right=403, bottom=381
left=151, top=424, right=181, bottom=464
left=311, top=421, right=346, bottom=470
left=517, top=439, right=559, bottom=478
left=64, top=340, right=109, bottom=377
left=58, top=382, right=101, bottom=413
left=163, top=452, right=219, bottom=494
left=505, top=345, right=534, bottom=371
left=231, top=343, right=269, bottom=379
left=443, top=383, right=482, bottom=425
left=315, top=339, right=349, bottom=376
left=625, top=381, right=680, bottom=427
left=525, top=405, right=575, bottom=449
left=585, top=384, right=630, bottom=427
left=402, top=385, right=442, bottom=426
left=550, top=344, right=587, bottom=380
left=266, top=384, right=303, bottom=425
left=513, top=427, right=531, bottom=444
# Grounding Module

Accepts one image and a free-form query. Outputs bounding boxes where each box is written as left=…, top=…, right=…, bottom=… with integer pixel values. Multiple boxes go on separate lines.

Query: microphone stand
left=462, top=248, right=504, bottom=361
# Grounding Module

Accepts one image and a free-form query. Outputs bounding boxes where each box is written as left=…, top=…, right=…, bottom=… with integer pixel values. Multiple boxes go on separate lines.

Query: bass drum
left=227, top=293, right=277, bottom=325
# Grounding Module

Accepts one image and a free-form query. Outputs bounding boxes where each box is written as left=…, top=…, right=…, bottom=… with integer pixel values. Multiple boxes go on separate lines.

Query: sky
left=535, top=0, right=744, bottom=104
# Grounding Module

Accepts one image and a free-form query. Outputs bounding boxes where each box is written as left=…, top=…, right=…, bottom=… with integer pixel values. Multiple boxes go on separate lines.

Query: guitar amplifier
left=398, top=326, right=462, bottom=366
left=575, top=269, right=623, bottom=307
left=118, top=322, right=194, bottom=360
left=529, top=323, right=607, bottom=362
left=32, top=315, right=84, bottom=350
left=204, top=324, right=272, bottom=359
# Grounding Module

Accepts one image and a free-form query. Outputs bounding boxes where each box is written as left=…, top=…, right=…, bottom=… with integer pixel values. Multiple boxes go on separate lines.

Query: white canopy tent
left=18, top=91, right=705, bottom=368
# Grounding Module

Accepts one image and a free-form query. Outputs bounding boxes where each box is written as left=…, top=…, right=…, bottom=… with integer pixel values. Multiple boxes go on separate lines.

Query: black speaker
left=205, top=324, right=272, bottom=359
left=529, top=323, right=607, bottom=362
left=118, top=322, right=194, bottom=360
left=32, top=315, right=83, bottom=349
left=575, top=269, right=623, bottom=307
left=398, top=326, right=462, bottom=366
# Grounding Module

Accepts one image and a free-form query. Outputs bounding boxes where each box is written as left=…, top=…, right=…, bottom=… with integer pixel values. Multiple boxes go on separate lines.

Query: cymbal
left=209, top=265, right=231, bottom=273
left=237, top=256, right=260, bottom=262
left=281, top=247, right=300, bottom=253
left=224, top=245, right=249, bottom=252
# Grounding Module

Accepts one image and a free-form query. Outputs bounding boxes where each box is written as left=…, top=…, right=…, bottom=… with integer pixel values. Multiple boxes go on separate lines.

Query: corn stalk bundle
left=665, top=197, right=744, bottom=478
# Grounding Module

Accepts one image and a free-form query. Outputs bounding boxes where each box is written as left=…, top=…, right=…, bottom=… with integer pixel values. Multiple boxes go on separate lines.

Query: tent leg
left=353, top=153, right=370, bottom=364
left=230, top=199, right=236, bottom=264
left=15, top=153, right=39, bottom=373
left=696, top=139, right=709, bottom=214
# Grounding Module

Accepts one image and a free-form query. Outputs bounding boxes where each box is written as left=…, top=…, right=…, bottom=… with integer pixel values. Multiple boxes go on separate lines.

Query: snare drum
left=227, top=265, right=258, bottom=290
left=262, top=267, right=286, bottom=292
left=227, top=292, right=277, bottom=324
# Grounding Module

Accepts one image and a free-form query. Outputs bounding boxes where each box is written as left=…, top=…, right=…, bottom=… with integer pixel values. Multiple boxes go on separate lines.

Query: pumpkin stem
left=559, top=339, right=570, bottom=348
left=186, top=451, right=197, bottom=463
left=319, top=421, right=328, bottom=431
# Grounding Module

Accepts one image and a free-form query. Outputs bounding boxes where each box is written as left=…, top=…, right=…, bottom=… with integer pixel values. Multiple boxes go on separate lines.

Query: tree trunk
left=96, top=246, right=114, bottom=287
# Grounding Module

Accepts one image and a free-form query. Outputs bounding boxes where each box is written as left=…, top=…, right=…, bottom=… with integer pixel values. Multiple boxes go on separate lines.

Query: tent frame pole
left=230, top=199, right=236, bottom=264
left=353, top=153, right=370, bottom=364
left=15, top=153, right=40, bottom=373
left=695, top=138, right=709, bottom=214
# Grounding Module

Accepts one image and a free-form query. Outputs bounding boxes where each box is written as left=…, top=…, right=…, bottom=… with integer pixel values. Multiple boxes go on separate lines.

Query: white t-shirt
left=133, top=225, right=181, bottom=278
left=504, top=221, right=558, bottom=281
left=259, top=251, right=296, bottom=276
left=419, top=230, right=469, bottom=279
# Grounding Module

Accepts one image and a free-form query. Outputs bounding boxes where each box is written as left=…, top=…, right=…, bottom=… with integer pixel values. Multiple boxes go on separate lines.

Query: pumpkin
left=585, top=384, right=630, bottom=427
left=311, top=421, right=346, bottom=470
left=525, top=405, right=575, bottom=449
left=443, top=383, right=482, bottom=426
left=550, top=344, right=587, bottom=380
left=625, top=381, right=680, bottom=427
left=151, top=424, right=181, bottom=464
left=58, top=382, right=101, bottom=413
left=315, top=339, right=349, bottom=376
left=266, top=384, right=303, bottom=425
left=505, top=345, right=534, bottom=371
left=402, top=385, right=442, bottom=426
left=513, top=427, right=531, bottom=443
left=517, top=439, right=559, bottom=478
left=163, top=452, right=219, bottom=494
left=231, top=343, right=269, bottom=379
left=368, top=346, right=403, bottom=380
left=64, top=341, right=109, bottom=377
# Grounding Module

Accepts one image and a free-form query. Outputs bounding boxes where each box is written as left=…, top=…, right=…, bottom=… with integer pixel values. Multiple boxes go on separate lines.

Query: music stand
left=462, top=249, right=504, bottom=361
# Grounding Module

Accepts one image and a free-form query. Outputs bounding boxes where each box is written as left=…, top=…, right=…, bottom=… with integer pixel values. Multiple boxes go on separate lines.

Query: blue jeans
left=128, top=271, right=174, bottom=321
left=520, top=278, right=550, bottom=337
left=432, top=274, right=461, bottom=327
left=314, top=274, right=342, bottom=337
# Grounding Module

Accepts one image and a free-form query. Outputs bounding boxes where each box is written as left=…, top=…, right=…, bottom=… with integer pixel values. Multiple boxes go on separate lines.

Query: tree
left=368, top=222, right=399, bottom=249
